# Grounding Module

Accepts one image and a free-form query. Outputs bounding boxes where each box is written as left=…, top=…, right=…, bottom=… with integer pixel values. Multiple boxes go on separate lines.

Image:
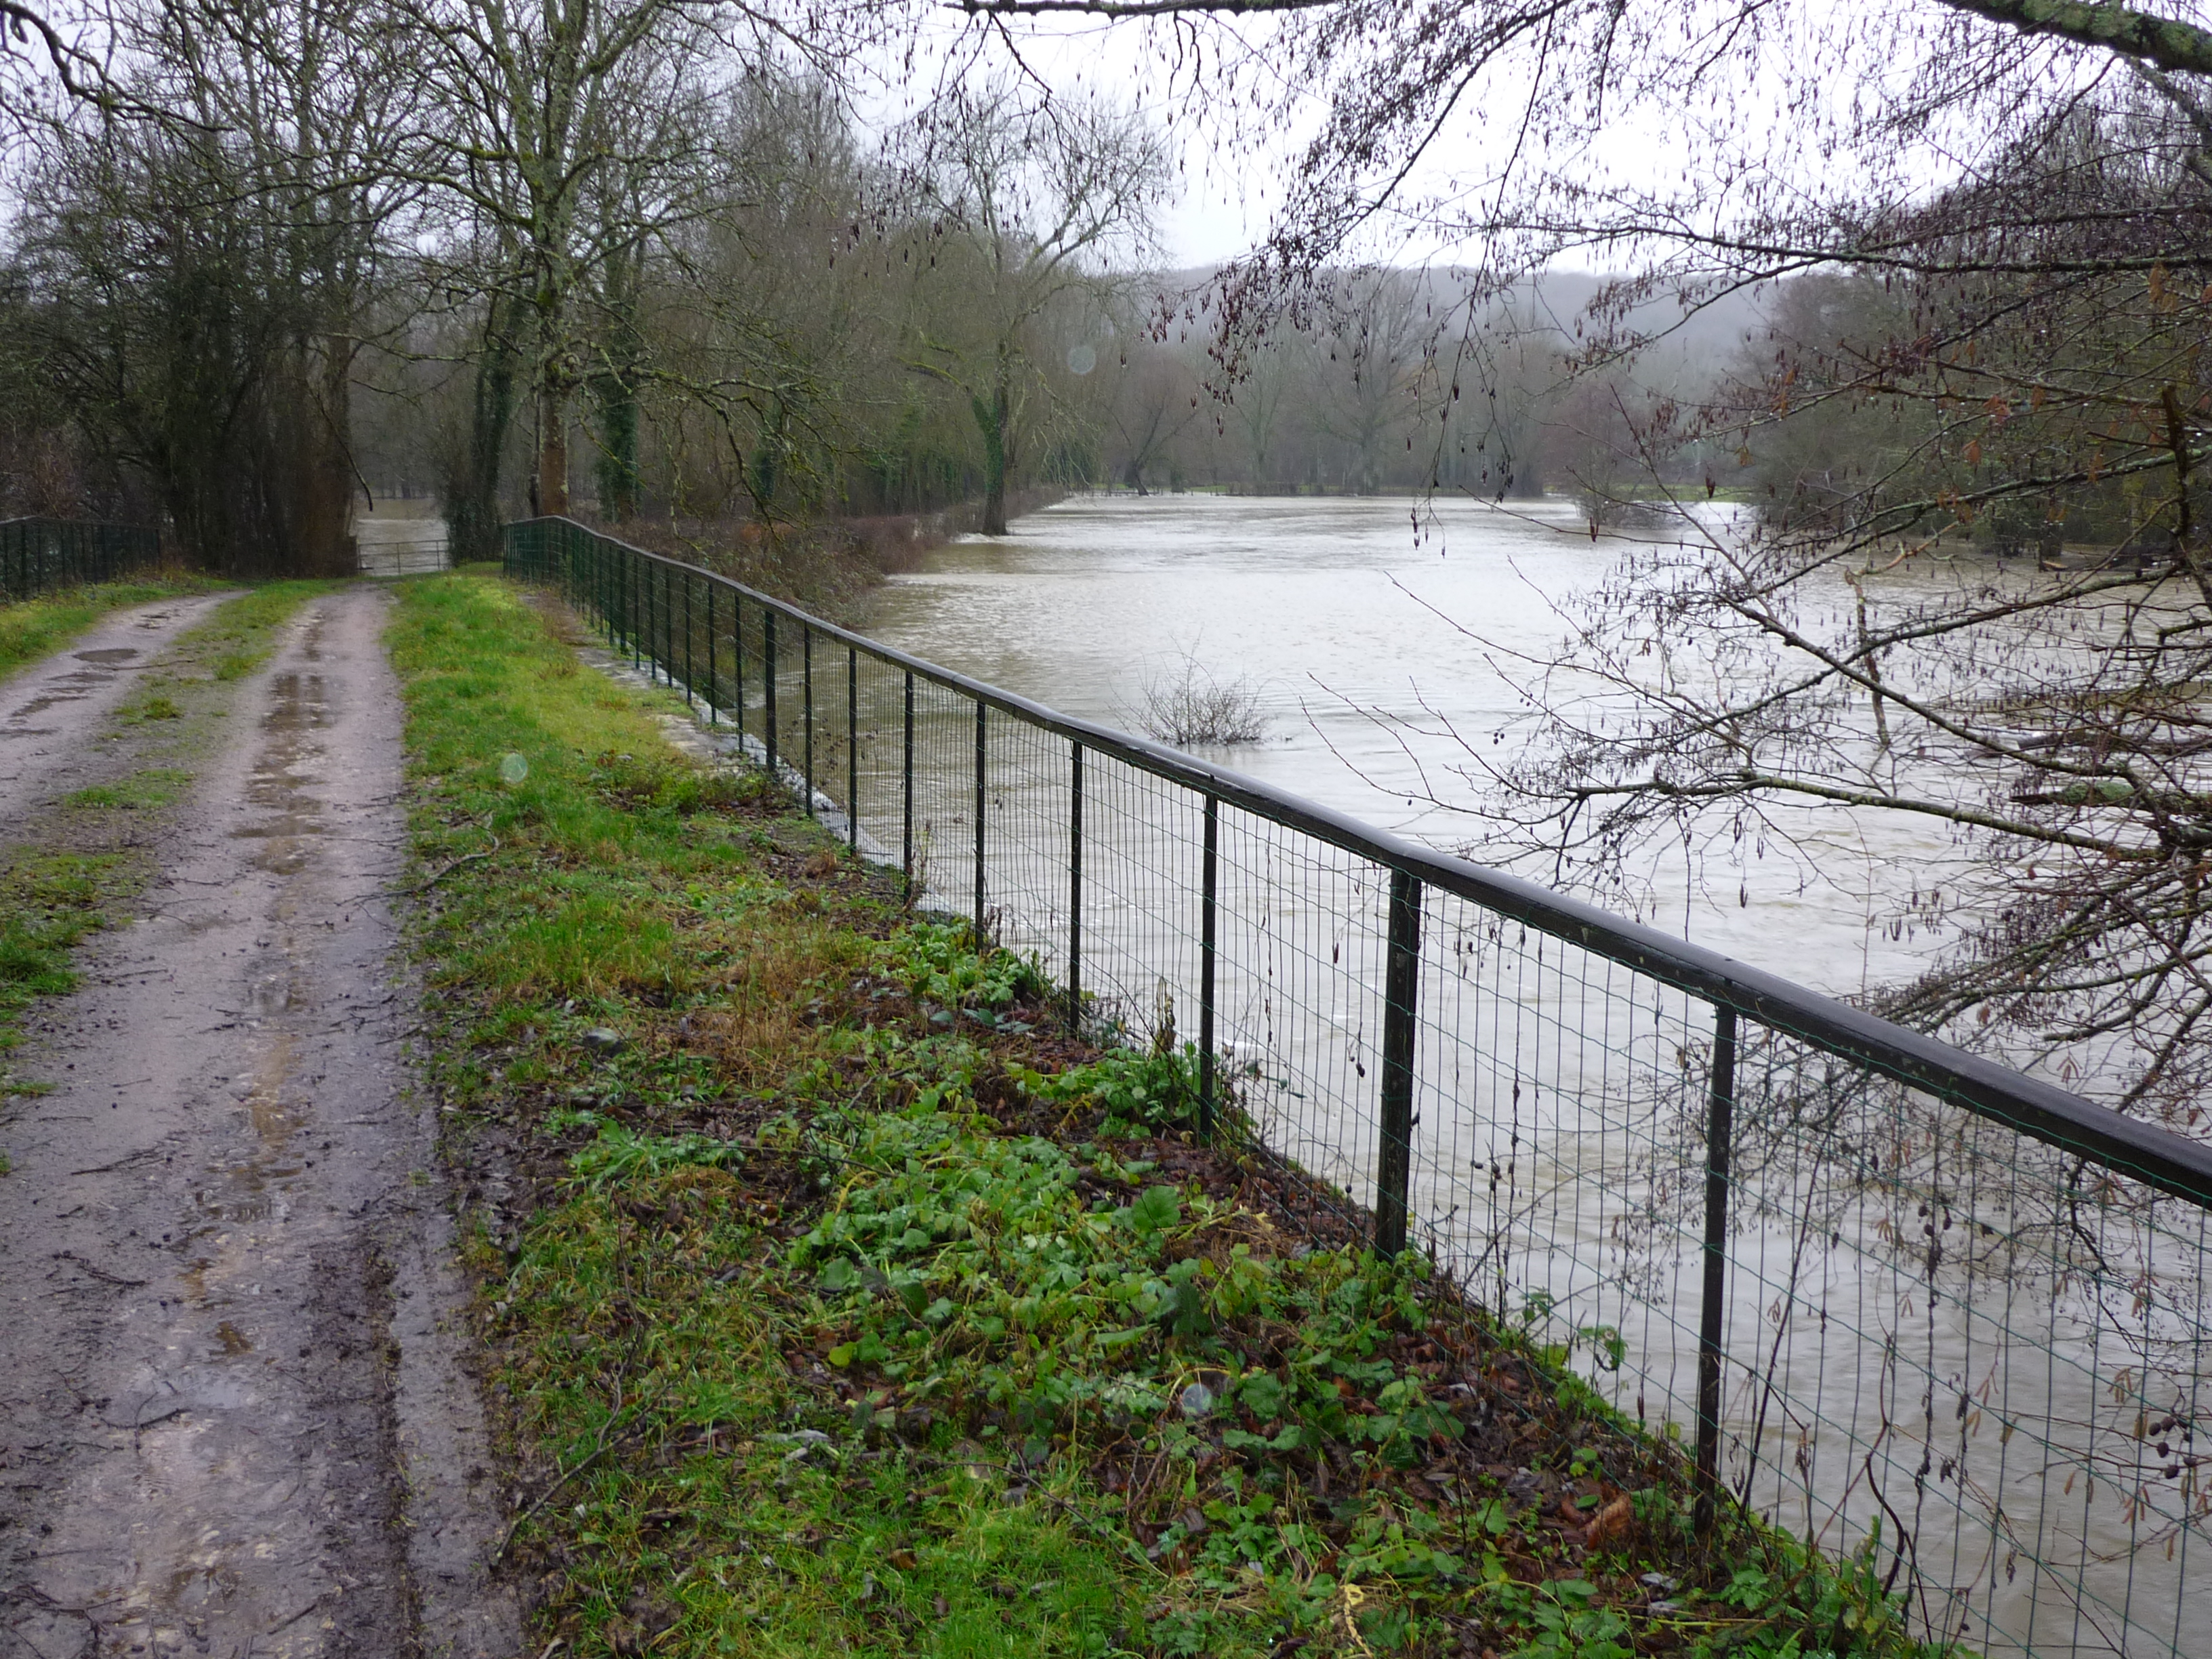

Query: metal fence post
left=973, top=701, right=987, bottom=939
left=764, top=609, right=779, bottom=781
left=846, top=647, right=859, bottom=852
left=1200, top=794, right=1218, bottom=1139
left=1694, top=1001, right=1740, bottom=1536
left=1375, top=868, right=1423, bottom=1256
left=803, top=626, right=815, bottom=816
left=706, top=581, right=718, bottom=724
left=683, top=571, right=695, bottom=705
left=902, top=671, right=916, bottom=899
left=733, top=594, right=746, bottom=734
left=1067, top=741, right=1083, bottom=1030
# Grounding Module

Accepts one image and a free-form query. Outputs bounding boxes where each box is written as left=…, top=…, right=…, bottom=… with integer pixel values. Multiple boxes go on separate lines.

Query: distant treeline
left=0, top=0, right=1763, bottom=581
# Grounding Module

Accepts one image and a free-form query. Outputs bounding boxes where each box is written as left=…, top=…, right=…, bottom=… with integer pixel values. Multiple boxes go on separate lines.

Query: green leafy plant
left=871, top=920, right=1050, bottom=1013
left=1504, top=1578, right=1636, bottom=1659
left=1120, top=1183, right=1182, bottom=1237
left=1015, top=1043, right=1207, bottom=1130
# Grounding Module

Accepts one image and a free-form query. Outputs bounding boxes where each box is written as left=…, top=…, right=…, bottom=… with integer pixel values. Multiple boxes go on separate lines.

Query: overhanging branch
left=1937, top=0, right=2212, bottom=78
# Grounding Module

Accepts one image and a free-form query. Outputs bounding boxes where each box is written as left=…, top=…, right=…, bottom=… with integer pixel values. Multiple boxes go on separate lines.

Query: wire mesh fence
left=507, top=514, right=2212, bottom=1659
left=0, top=516, right=161, bottom=601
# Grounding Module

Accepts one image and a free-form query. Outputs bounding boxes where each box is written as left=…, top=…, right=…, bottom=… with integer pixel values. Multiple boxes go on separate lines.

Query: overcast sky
left=884, top=0, right=1996, bottom=276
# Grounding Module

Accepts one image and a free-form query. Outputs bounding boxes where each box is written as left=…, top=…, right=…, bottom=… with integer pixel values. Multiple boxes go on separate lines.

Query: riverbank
left=562, top=489, right=1071, bottom=624
left=394, top=571, right=1942, bottom=1658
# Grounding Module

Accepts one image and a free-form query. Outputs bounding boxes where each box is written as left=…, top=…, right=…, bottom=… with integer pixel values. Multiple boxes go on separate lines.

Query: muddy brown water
left=0, top=591, right=516, bottom=1658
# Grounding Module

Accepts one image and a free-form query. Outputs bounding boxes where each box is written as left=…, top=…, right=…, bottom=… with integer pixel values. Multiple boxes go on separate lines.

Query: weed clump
left=1130, top=654, right=1268, bottom=748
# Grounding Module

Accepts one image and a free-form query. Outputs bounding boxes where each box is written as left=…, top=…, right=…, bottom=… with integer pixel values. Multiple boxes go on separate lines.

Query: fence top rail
left=510, top=515, right=2212, bottom=1210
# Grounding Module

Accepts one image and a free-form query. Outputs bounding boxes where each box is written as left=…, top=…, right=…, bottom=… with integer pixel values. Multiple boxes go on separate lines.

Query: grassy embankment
left=394, top=571, right=1950, bottom=1659
left=0, top=581, right=331, bottom=1087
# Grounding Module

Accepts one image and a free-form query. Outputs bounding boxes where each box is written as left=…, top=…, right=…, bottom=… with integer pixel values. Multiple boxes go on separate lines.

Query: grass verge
left=0, top=573, right=223, bottom=682
left=0, top=580, right=330, bottom=1082
left=396, top=573, right=1953, bottom=1659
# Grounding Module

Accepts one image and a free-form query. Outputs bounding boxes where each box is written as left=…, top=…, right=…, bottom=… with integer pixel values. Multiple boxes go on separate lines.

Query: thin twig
left=390, top=834, right=500, bottom=897
left=489, top=1415, right=633, bottom=1567
left=54, top=1251, right=147, bottom=1287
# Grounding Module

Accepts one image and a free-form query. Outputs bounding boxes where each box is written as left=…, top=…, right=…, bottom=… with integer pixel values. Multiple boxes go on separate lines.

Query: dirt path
left=0, top=594, right=234, bottom=815
left=0, top=588, right=516, bottom=1659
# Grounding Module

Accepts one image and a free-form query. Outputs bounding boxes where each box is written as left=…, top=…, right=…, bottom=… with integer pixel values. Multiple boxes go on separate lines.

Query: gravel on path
left=0, top=587, right=518, bottom=1659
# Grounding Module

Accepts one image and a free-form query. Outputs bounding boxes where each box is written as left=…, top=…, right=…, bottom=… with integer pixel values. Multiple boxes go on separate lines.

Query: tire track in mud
left=0, top=588, right=516, bottom=1659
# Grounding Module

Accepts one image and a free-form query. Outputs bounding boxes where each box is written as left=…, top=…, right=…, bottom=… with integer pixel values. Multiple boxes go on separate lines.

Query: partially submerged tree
left=1099, top=319, right=1201, bottom=493
left=1309, top=271, right=1432, bottom=495
left=903, top=81, right=1168, bottom=533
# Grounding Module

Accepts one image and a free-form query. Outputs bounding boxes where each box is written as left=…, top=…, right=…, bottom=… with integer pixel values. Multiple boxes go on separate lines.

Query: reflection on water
left=845, top=494, right=2207, bottom=1657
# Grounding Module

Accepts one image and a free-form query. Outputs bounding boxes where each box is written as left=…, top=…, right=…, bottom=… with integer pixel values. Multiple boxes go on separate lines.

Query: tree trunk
left=296, top=335, right=358, bottom=577
left=594, top=367, right=638, bottom=521
left=748, top=396, right=785, bottom=512
left=445, top=295, right=519, bottom=562
left=976, top=363, right=1010, bottom=535
left=593, top=254, right=642, bottom=522
left=539, top=387, right=570, bottom=517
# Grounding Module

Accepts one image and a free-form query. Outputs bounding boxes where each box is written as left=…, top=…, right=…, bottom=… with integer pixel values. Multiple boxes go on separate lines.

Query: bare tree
left=400, top=0, right=737, bottom=546
left=1311, top=271, right=1431, bottom=493
left=1218, top=328, right=1296, bottom=491
left=1099, top=321, right=1200, bottom=492
left=13, top=0, right=421, bottom=573
left=1418, top=107, right=2212, bottom=1123
left=903, top=80, right=1168, bottom=534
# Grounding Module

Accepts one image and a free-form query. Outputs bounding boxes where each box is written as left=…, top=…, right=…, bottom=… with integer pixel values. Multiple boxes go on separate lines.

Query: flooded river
left=852, top=493, right=2208, bottom=1659
left=863, top=491, right=1963, bottom=1001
